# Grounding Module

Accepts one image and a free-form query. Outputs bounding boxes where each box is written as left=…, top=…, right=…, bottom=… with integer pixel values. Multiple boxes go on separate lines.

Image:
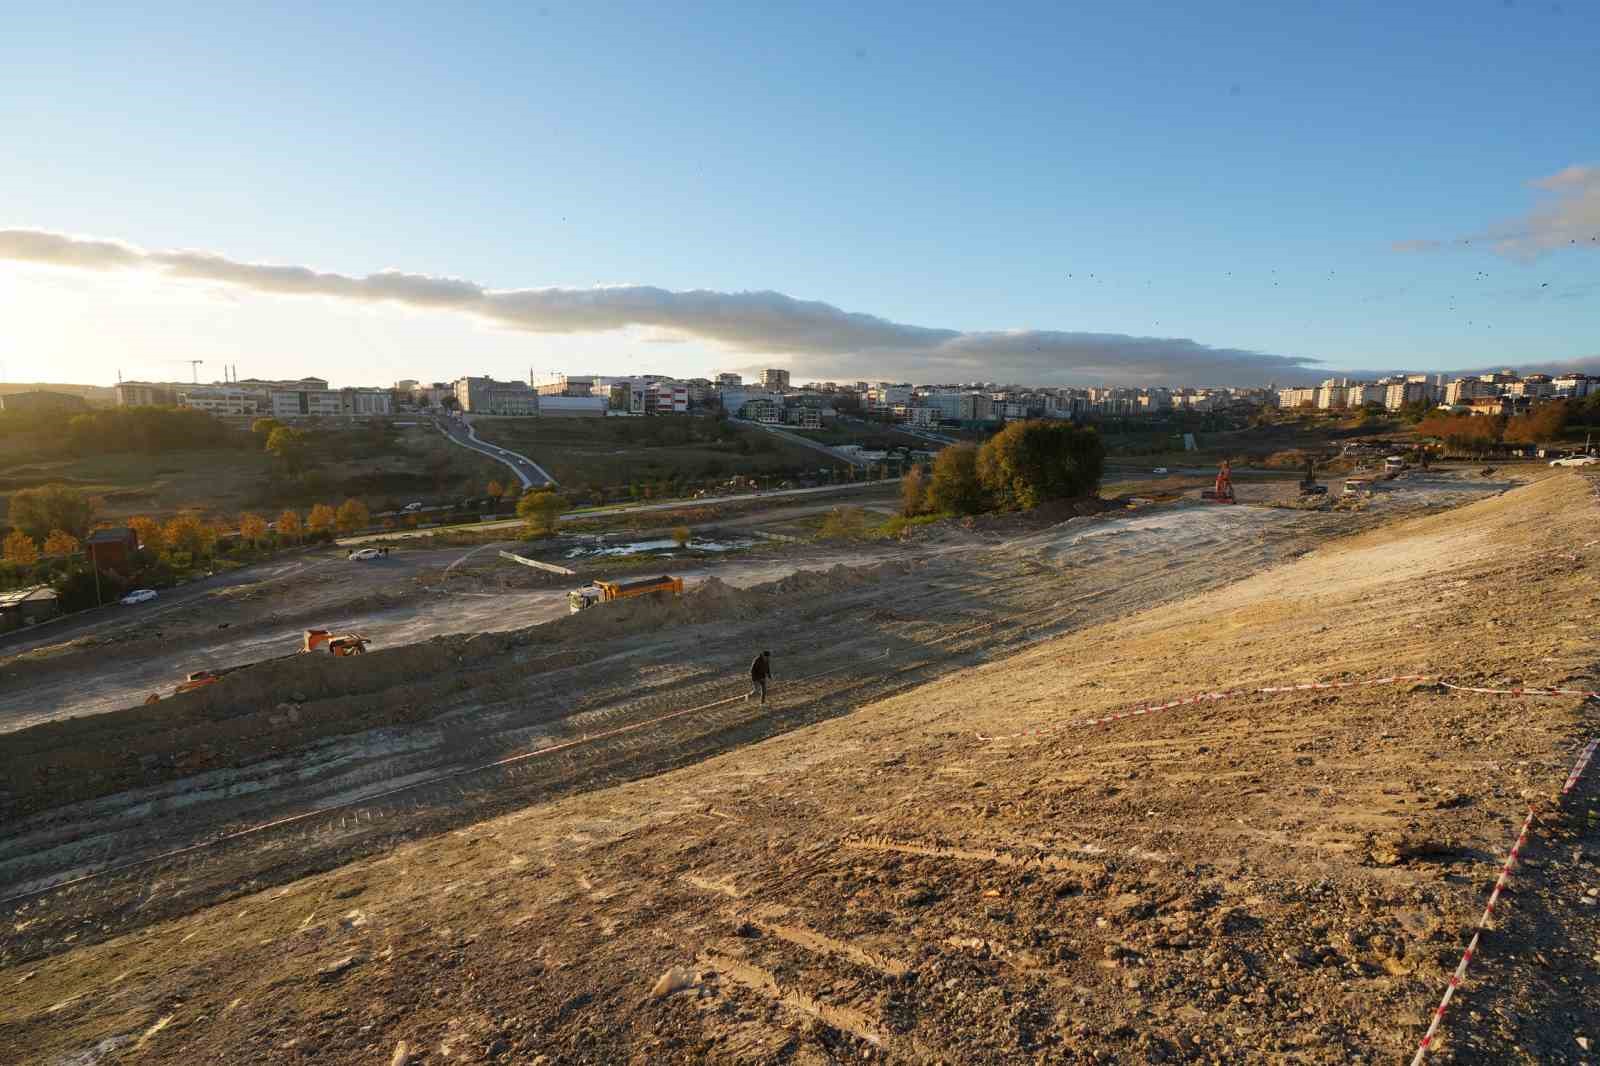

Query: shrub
left=518, top=491, right=566, bottom=537
left=672, top=525, right=692, bottom=547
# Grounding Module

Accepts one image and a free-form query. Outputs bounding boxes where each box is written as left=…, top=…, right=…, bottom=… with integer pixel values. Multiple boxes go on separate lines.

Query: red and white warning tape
left=1410, top=736, right=1599, bottom=1065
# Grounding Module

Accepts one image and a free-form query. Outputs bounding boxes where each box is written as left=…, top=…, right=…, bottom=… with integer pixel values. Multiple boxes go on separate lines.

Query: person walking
left=748, top=650, right=773, bottom=704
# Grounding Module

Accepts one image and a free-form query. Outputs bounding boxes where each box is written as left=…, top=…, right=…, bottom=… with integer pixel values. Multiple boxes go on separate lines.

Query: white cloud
left=1395, top=163, right=1600, bottom=260
left=0, top=227, right=1320, bottom=385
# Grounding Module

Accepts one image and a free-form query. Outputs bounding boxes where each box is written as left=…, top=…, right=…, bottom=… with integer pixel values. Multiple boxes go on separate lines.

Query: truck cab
left=569, top=585, right=605, bottom=613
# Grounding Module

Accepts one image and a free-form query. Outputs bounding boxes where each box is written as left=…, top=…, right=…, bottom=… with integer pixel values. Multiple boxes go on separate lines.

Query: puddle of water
left=564, top=537, right=756, bottom=559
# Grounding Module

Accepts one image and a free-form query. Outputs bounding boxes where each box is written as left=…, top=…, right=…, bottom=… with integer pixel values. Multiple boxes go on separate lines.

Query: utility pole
left=188, top=359, right=204, bottom=383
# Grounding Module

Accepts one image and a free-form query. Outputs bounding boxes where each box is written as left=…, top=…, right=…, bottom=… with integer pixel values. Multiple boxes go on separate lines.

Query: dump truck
left=568, top=575, right=684, bottom=614
left=144, top=629, right=371, bottom=703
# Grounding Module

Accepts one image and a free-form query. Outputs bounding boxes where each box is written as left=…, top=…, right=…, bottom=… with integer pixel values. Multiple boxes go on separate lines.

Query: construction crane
left=165, top=359, right=205, bottom=383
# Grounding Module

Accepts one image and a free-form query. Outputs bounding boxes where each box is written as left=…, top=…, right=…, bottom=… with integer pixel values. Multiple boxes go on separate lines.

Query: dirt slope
left=3, top=474, right=1598, bottom=1065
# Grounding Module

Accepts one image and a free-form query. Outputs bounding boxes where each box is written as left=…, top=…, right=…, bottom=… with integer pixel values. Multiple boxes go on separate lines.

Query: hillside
left=2, top=474, right=1597, bottom=1064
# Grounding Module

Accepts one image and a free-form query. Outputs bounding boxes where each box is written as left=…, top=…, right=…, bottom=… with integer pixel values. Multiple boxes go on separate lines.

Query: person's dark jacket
left=750, top=654, right=771, bottom=682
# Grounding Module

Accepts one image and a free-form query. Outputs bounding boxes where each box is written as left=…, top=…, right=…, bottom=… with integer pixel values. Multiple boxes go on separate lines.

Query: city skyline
left=2, top=2, right=1597, bottom=389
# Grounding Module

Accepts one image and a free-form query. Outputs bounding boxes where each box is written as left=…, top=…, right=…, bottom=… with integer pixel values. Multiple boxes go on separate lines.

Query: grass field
left=472, top=415, right=830, bottom=490
left=0, top=424, right=504, bottom=525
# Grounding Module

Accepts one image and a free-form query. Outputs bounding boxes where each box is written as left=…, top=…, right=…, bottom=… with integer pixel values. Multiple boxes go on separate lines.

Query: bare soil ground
left=2, top=468, right=1596, bottom=1065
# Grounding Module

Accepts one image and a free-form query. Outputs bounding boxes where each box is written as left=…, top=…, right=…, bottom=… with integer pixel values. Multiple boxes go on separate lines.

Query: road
left=334, top=478, right=902, bottom=545
left=730, top=416, right=875, bottom=468
left=433, top=414, right=556, bottom=488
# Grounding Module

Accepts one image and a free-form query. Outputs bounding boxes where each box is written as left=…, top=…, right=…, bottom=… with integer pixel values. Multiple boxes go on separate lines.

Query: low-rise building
left=0, top=586, right=60, bottom=627
left=86, top=527, right=139, bottom=573
left=454, top=376, right=537, bottom=415
left=114, top=382, right=180, bottom=407
left=270, top=387, right=344, bottom=418
left=0, top=390, right=91, bottom=414
left=539, top=395, right=609, bottom=417
left=340, top=388, right=393, bottom=416
left=647, top=382, right=689, bottom=414
left=179, top=386, right=264, bottom=416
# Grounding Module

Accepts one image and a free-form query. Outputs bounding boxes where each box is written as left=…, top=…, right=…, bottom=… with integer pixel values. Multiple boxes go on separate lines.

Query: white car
left=1152, top=467, right=1169, bottom=475
left=348, top=548, right=382, bottom=561
left=403, top=502, right=424, bottom=511
left=1550, top=455, right=1600, bottom=467
left=120, top=589, right=158, bottom=605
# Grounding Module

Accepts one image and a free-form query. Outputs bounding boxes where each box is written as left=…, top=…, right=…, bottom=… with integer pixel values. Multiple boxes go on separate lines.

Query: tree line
left=0, top=406, right=246, bottom=456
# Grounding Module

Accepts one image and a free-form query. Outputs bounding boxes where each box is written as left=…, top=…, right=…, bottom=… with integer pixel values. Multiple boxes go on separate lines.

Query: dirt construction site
left=2, top=467, right=1599, bottom=1064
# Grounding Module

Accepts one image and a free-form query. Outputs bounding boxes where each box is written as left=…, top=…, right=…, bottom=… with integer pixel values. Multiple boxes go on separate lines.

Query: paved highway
left=433, top=414, right=556, bottom=488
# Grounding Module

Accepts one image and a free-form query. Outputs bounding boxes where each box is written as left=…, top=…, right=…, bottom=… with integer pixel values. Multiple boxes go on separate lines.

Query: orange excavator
left=301, top=628, right=370, bottom=655
left=1201, top=460, right=1237, bottom=504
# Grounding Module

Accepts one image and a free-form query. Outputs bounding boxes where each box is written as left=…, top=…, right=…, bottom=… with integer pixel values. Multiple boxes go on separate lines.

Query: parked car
left=1550, top=455, right=1599, bottom=467
left=403, top=501, right=424, bottom=511
left=1152, top=467, right=1169, bottom=474
left=120, top=588, right=159, bottom=605
left=348, top=548, right=382, bottom=561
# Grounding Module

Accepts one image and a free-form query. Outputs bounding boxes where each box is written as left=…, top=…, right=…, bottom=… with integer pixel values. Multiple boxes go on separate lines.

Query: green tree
left=3, top=530, right=40, bottom=567
left=517, top=491, right=566, bottom=537
left=925, top=443, right=988, bottom=515
left=7, top=483, right=97, bottom=540
left=42, top=529, right=81, bottom=556
left=672, top=524, right=692, bottom=547
left=976, top=421, right=1105, bottom=510
left=265, top=426, right=309, bottom=474
left=335, top=498, right=371, bottom=533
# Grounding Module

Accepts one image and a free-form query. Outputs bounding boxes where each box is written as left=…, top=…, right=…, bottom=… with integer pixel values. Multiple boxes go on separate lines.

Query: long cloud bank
left=0, top=228, right=1318, bottom=386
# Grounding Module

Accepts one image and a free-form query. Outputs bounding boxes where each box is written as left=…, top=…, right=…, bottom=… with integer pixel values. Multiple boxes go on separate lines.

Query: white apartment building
left=1384, top=381, right=1428, bottom=410
left=716, top=373, right=743, bottom=387
left=1554, top=374, right=1594, bottom=398
left=1344, top=383, right=1384, bottom=408
left=178, top=386, right=263, bottom=416
left=270, top=387, right=344, bottom=418
left=1277, top=387, right=1318, bottom=409
left=867, top=383, right=912, bottom=409
left=454, top=376, right=537, bottom=415
left=1445, top=377, right=1498, bottom=405
left=648, top=382, right=689, bottom=414
left=341, top=388, right=393, bottom=416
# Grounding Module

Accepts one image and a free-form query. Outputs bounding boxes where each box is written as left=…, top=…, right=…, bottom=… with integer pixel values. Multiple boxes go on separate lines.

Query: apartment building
left=762, top=369, right=791, bottom=390
left=114, top=382, right=180, bottom=407
left=178, top=386, right=263, bottom=416
left=454, top=376, right=537, bottom=415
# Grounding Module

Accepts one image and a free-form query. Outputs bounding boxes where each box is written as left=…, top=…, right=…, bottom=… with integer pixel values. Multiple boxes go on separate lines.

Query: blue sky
left=1, top=0, right=1596, bottom=387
